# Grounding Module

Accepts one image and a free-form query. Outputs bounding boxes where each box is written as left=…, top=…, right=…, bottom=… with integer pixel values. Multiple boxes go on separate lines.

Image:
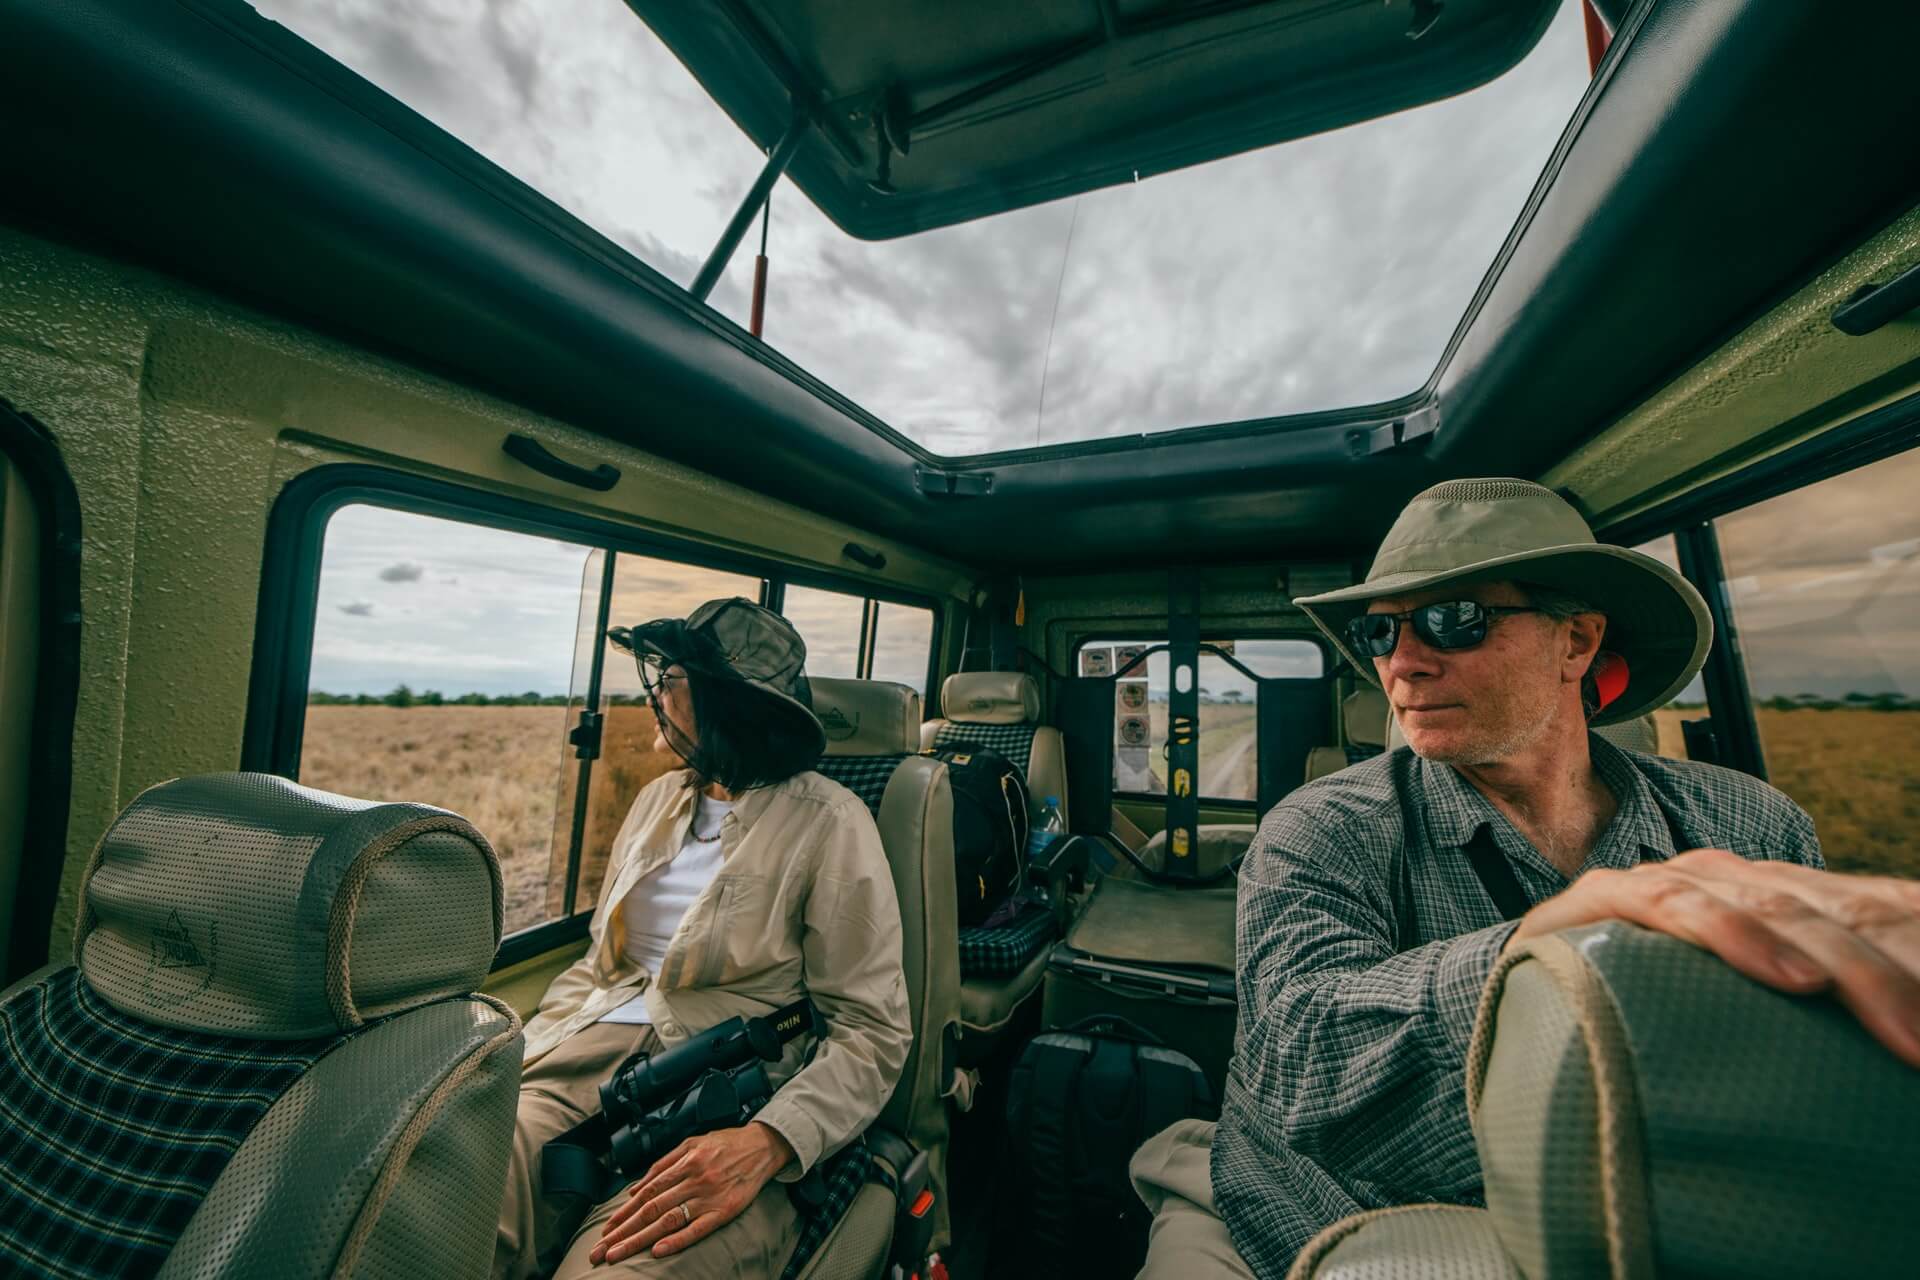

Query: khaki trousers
left=494, top=1021, right=801, bottom=1280
left=1131, top=1120, right=1257, bottom=1280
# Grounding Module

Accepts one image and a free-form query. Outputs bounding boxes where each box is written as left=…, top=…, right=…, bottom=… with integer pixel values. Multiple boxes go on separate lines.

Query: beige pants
left=494, top=1021, right=801, bottom=1280
left=1131, top=1119, right=1256, bottom=1280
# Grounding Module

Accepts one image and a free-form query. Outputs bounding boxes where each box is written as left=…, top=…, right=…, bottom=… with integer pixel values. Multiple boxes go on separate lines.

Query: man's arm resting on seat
left=1233, top=834, right=1517, bottom=1200
left=1505, top=848, right=1920, bottom=1068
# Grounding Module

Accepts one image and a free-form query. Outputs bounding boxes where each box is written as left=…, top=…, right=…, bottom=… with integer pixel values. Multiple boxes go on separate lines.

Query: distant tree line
left=1758, top=691, right=1920, bottom=713
left=308, top=686, right=653, bottom=708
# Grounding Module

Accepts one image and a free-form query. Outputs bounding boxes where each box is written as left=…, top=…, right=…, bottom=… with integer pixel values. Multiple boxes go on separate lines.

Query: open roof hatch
left=628, top=0, right=1564, bottom=240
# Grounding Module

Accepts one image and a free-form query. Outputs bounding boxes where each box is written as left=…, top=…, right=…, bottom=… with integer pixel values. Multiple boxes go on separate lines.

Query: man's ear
left=1564, top=611, right=1607, bottom=674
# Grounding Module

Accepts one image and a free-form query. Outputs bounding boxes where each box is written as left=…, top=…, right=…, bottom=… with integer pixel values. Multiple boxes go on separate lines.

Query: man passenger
left=1132, top=479, right=1920, bottom=1279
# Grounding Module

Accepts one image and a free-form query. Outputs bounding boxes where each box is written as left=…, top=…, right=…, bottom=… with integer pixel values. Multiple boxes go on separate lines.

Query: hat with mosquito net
left=607, top=597, right=826, bottom=757
left=1293, top=478, right=1712, bottom=725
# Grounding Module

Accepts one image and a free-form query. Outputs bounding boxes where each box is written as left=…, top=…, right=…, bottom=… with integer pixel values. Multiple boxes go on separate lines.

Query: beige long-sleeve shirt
left=521, top=768, right=912, bottom=1178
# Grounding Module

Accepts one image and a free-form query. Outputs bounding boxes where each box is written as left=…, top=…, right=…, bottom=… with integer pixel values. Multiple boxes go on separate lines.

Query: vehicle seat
left=1305, top=686, right=1390, bottom=782
left=922, top=672, right=1070, bottom=823
left=1290, top=920, right=1920, bottom=1278
left=0, top=772, right=522, bottom=1280
left=811, top=677, right=962, bottom=1253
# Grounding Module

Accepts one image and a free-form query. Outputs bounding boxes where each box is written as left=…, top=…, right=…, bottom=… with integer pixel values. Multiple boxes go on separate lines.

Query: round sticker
left=1117, top=681, right=1147, bottom=710
left=1118, top=715, right=1150, bottom=747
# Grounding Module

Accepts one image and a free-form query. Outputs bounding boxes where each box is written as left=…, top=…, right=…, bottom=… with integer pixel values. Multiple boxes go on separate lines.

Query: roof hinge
left=1349, top=404, right=1440, bottom=457
left=915, top=466, right=994, bottom=498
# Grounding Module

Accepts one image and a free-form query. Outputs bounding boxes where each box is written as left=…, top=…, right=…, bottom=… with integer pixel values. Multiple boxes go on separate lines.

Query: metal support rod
left=1674, top=522, right=1769, bottom=782
left=690, top=115, right=808, bottom=304
left=562, top=549, right=619, bottom=917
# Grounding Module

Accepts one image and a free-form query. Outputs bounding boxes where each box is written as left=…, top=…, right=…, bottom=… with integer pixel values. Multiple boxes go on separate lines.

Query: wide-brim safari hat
left=1294, top=478, right=1711, bottom=726
left=607, top=596, right=826, bottom=757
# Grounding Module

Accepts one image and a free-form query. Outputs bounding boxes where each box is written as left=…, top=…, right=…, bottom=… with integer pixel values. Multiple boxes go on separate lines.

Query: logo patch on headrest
left=143, top=908, right=217, bottom=1008
left=968, top=697, right=993, bottom=712
left=819, top=707, right=861, bottom=740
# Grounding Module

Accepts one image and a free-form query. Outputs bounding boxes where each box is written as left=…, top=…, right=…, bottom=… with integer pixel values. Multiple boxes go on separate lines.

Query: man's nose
left=1380, top=624, right=1443, bottom=682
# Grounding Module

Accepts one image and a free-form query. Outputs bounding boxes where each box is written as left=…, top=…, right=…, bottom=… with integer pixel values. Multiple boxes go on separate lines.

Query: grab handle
left=502, top=433, right=620, bottom=492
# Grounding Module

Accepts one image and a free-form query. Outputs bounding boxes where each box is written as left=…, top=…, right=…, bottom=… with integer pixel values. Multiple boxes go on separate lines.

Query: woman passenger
left=495, top=597, right=911, bottom=1279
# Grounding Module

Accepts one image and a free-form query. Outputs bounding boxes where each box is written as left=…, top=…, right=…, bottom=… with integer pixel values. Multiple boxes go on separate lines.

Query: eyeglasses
left=1344, top=601, right=1545, bottom=658
left=636, top=656, right=687, bottom=700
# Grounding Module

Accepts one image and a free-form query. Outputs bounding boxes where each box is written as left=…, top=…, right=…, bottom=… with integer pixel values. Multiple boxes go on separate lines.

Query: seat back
left=0, top=772, right=521, bottom=1280
left=1305, top=685, right=1392, bottom=781
left=811, top=678, right=961, bottom=1249
left=1467, top=921, right=1920, bottom=1278
left=922, top=671, right=1070, bottom=824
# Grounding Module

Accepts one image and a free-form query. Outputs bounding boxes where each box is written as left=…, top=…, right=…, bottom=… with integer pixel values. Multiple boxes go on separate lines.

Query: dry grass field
left=301, top=704, right=679, bottom=935
left=1654, top=708, right=1920, bottom=878
left=304, top=704, right=1920, bottom=939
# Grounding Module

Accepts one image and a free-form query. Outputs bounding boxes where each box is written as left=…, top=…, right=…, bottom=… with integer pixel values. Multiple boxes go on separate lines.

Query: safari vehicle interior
left=4, top=0, right=1920, bottom=1275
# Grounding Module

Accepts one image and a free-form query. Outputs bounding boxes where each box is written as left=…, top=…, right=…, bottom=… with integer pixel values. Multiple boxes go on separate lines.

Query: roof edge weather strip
left=690, top=111, right=811, bottom=303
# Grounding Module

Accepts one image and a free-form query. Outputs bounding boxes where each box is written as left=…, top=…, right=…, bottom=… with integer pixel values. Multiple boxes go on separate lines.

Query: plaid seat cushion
left=780, top=1135, right=893, bottom=1280
left=0, top=968, right=344, bottom=1279
left=958, top=903, right=1057, bottom=978
left=931, top=721, right=1038, bottom=777
left=815, top=754, right=911, bottom=818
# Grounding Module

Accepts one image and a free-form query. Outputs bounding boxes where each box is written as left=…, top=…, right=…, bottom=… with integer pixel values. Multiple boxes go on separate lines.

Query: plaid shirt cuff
left=1433, top=920, right=1521, bottom=1062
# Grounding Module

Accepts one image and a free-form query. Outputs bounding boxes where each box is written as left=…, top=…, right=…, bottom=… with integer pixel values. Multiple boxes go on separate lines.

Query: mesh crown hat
left=1293, top=478, right=1712, bottom=726
left=607, top=597, right=826, bottom=757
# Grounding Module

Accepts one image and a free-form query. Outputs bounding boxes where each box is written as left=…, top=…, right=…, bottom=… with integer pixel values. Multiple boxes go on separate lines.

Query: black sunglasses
left=1345, top=601, right=1545, bottom=658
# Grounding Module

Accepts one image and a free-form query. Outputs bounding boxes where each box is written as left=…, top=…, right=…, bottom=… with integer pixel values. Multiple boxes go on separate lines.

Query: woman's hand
left=1504, top=848, right=1920, bottom=1067
left=589, top=1121, right=797, bottom=1265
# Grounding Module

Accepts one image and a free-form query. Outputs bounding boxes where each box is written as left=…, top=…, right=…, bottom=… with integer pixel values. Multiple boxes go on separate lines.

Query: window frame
left=1071, top=630, right=1329, bottom=810
left=247, top=464, right=944, bottom=966
left=767, top=567, right=944, bottom=698
left=0, top=400, right=84, bottom=985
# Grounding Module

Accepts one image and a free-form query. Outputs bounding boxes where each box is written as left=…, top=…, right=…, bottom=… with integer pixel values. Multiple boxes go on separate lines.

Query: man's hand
left=589, top=1121, right=796, bottom=1265
left=1504, top=848, right=1920, bottom=1068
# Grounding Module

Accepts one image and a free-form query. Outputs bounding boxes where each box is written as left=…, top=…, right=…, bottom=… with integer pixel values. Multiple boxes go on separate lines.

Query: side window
left=781, top=586, right=938, bottom=695
left=780, top=585, right=864, bottom=679
left=869, top=601, right=936, bottom=695
left=1080, top=638, right=1325, bottom=802
left=1710, top=449, right=1920, bottom=877
left=302, top=503, right=765, bottom=937
left=303, top=505, right=593, bottom=937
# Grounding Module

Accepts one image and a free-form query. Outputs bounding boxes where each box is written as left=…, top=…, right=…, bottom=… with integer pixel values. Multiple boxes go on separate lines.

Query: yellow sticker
left=978, top=874, right=987, bottom=900
left=1173, top=768, right=1192, bottom=797
left=1172, top=829, right=1191, bottom=857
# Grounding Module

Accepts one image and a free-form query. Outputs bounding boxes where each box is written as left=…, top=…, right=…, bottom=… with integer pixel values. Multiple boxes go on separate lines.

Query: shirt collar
left=1417, top=732, right=1677, bottom=871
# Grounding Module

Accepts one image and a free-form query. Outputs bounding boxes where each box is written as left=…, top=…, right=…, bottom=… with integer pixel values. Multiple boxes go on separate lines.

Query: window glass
left=1081, top=638, right=1325, bottom=801
left=781, top=585, right=863, bottom=680
left=1712, top=450, right=1920, bottom=876
left=870, top=601, right=936, bottom=695
left=1631, top=535, right=1708, bottom=759
left=554, top=555, right=764, bottom=917
left=302, top=505, right=591, bottom=936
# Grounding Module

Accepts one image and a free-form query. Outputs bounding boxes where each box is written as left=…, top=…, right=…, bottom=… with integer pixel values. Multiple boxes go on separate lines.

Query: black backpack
left=1002, top=1017, right=1217, bottom=1278
left=926, top=745, right=1029, bottom=927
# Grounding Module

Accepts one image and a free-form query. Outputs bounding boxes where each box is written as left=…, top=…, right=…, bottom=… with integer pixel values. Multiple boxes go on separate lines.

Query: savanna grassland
left=1654, top=707, right=1920, bottom=877
left=302, top=704, right=1920, bottom=938
left=301, top=703, right=678, bottom=935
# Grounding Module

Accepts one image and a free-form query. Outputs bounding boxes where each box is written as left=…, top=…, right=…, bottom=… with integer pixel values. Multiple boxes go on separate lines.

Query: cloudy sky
left=253, top=0, right=1589, bottom=456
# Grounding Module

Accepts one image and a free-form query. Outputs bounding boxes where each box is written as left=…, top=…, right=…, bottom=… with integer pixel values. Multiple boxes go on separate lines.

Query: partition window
left=1079, top=637, right=1324, bottom=802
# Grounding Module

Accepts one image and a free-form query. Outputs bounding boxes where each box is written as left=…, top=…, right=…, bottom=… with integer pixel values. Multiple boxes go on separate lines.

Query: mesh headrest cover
left=811, top=678, right=924, bottom=755
left=75, top=772, right=502, bottom=1039
left=940, top=672, right=1041, bottom=725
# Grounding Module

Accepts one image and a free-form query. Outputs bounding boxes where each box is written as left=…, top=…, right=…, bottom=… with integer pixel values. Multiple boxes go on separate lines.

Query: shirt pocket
left=691, top=872, right=787, bottom=989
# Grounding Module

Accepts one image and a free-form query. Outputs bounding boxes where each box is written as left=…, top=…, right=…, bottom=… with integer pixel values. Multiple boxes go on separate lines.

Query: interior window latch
left=569, top=710, right=604, bottom=760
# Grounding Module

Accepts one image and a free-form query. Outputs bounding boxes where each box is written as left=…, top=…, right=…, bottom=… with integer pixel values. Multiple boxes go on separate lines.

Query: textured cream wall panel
left=0, top=225, right=971, bottom=964
left=1547, top=205, right=1920, bottom=528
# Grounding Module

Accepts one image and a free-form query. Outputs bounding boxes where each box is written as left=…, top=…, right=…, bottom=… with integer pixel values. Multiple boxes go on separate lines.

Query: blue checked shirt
left=1212, top=735, right=1821, bottom=1278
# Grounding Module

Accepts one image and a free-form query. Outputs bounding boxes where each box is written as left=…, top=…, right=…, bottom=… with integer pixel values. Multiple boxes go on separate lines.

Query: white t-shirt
left=598, top=791, right=732, bottom=1025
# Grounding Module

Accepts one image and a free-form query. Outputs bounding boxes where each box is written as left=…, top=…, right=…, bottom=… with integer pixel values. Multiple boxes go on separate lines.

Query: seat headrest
left=73, top=772, right=502, bottom=1039
left=811, top=678, right=923, bottom=755
left=1344, top=686, right=1390, bottom=748
left=939, top=672, right=1041, bottom=725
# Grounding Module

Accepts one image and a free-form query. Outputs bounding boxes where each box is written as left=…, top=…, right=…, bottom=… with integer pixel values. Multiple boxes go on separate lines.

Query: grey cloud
left=339, top=600, right=375, bottom=617
left=379, top=561, right=425, bottom=582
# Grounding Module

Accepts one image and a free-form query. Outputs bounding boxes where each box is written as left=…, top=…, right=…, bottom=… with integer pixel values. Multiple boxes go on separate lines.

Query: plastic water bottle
left=1027, top=796, right=1066, bottom=863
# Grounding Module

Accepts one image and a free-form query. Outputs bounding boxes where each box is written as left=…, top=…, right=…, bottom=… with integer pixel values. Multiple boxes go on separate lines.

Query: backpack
left=926, top=746, right=1029, bottom=927
left=1002, top=1017, right=1217, bottom=1278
